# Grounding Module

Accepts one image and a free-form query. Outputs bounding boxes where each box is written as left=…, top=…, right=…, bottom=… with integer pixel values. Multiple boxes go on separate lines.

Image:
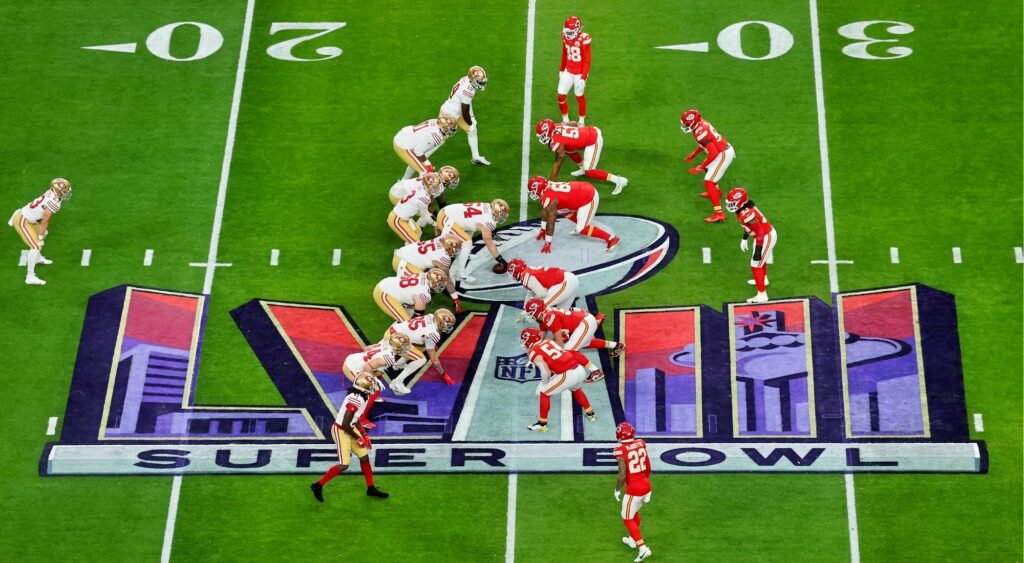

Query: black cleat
left=366, top=486, right=390, bottom=499
left=310, top=482, right=324, bottom=503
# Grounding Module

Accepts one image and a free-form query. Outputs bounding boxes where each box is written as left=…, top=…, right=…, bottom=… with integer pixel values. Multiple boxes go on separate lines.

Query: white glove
left=740, top=239, right=749, bottom=252
left=614, top=489, right=621, bottom=501
left=417, top=215, right=435, bottom=227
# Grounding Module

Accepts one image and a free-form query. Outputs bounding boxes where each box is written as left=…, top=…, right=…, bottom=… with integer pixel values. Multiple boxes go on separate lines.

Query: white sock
left=397, top=357, right=428, bottom=383
left=27, top=249, right=39, bottom=276
left=608, top=174, right=622, bottom=183
left=402, top=166, right=416, bottom=180
left=467, top=129, right=481, bottom=159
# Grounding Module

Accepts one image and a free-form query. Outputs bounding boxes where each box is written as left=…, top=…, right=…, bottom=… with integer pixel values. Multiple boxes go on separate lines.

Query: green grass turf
left=0, top=0, right=1020, bottom=561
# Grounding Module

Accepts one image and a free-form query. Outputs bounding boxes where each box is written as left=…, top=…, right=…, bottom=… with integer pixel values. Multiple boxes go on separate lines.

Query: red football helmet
left=527, top=175, right=548, bottom=201
left=725, top=187, right=749, bottom=213
left=523, top=298, right=546, bottom=322
left=507, top=258, right=527, bottom=281
left=536, top=119, right=556, bottom=145
left=563, top=16, right=582, bottom=41
left=615, top=421, right=636, bottom=442
left=680, top=109, right=701, bottom=133
left=520, top=327, right=543, bottom=351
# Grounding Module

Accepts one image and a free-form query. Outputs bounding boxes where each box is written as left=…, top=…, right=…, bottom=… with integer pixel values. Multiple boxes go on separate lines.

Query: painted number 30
left=145, top=21, right=346, bottom=62
left=716, top=20, right=914, bottom=60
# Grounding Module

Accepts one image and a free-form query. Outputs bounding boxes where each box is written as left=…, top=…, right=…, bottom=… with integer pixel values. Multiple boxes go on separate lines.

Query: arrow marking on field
left=82, top=42, right=138, bottom=54
left=656, top=42, right=710, bottom=53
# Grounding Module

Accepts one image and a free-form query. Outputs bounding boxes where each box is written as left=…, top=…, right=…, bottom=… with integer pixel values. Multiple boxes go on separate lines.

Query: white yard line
left=890, top=247, right=900, bottom=264
left=332, top=248, right=342, bottom=266
left=973, top=413, right=984, bottom=432
left=1015, top=247, right=1023, bottom=264
left=161, top=1, right=256, bottom=562
left=144, top=249, right=154, bottom=266
left=560, top=392, right=573, bottom=440
left=952, top=247, right=962, bottom=264
left=702, top=247, right=711, bottom=264
left=505, top=472, right=518, bottom=563
left=46, top=416, right=57, bottom=436
left=809, top=1, right=859, bottom=561
left=518, top=0, right=537, bottom=221
left=80, top=249, right=91, bottom=267
left=270, top=248, right=279, bottom=266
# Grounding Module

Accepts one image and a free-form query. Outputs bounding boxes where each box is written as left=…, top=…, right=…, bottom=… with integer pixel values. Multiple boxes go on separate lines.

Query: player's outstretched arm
left=413, top=297, right=429, bottom=315
left=461, top=103, right=473, bottom=127
left=427, top=348, right=446, bottom=379
left=479, top=226, right=501, bottom=258
left=38, top=209, right=53, bottom=238
left=614, top=459, right=627, bottom=500
left=684, top=146, right=704, bottom=163
left=550, top=148, right=566, bottom=180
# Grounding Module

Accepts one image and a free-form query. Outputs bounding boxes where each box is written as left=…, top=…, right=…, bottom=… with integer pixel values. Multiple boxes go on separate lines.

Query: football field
left=1, top=1, right=1021, bottom=561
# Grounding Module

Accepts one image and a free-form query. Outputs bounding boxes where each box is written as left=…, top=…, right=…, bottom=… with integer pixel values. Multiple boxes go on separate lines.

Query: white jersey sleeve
left=20, top=190, right=61, bottom=223
left=440, top=77, right=476, bottom=117
left=334, top=392, right=368, bottom=425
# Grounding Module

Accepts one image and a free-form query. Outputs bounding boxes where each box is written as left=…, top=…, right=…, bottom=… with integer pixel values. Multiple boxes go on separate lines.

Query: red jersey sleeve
left=560, top=43, right=568, bottom=72
left=579, top=39, right=592, bottom=78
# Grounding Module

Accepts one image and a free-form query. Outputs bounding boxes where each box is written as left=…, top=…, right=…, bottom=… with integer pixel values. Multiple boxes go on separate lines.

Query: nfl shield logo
left=494, top=354, right=539, bottom=384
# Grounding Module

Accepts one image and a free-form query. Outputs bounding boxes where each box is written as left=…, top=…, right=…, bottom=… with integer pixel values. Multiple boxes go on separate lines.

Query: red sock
left=576, top=95, right=587, bottom=118
left=539, top=394, right=551, bottom=419
left=582, top=225, right=613, bottom=242
left=318, top=464, right=342, bottom=485
left=568, top=151, right=584, bottom=165
left=753, top=266, right=767, bottom=292
left=360, top=390, right=380, bottom=425
left=557, top=95, right=568, bottom=118
left=585, top=169, right=609, bottom=182
left=586, top=338, right=606, bottom=349
left=705, top=180, right=722, bottom=208
left=360, top=460, right=375, bottom=487
left=624, top=518, right=643, bottom=542
left=572, top=388, right=591, bottom=411
left=633, top=512, right=641, bottom=526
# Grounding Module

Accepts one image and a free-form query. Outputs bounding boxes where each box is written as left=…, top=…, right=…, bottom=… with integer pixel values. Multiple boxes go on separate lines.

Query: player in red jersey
left=526, top=175, right=621, bottom=253
left=536, top=119, right=629, bottom=194
left=558, top=16, right=591, bottom=124
left=613, top=421, right=653, bottom=562
left=520, top=328, right=604, bottom=433
left=524, top=298, right=624, bottom=356
left=507, top=258, right=578, bottom=309
left=725, top=187, right=777, bottom=303
left=681, top=109, right=736, bottom=224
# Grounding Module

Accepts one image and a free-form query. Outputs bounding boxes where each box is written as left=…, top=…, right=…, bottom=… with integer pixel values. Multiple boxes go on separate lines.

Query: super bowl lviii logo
left=42, top=215, right=985, bottom=475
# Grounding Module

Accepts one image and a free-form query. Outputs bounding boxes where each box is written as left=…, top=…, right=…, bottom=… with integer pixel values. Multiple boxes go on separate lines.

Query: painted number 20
left=715, top=20, right=914, bottom=60
left=145, top=21, right=346, bottom=62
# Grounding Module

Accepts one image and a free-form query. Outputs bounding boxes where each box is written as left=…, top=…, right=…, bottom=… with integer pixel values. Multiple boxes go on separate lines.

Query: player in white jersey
left=394, top=115, right=458, bottom=180
left=310, top=372, right=389, bottom=502
left=387, top=173, right=443, bottom=243
left=393, top=235, right=463, bottom=311
left=436, top=199, right=511, bottom=281
left=8, top=178, right=71, bottom=285
left=373, top=269, right=449, bottom=322
left=439, top=65, right=490, bottom=165
left=341, top=332, right=412, bottom=429
left=385, top=308, right=457, bottom=394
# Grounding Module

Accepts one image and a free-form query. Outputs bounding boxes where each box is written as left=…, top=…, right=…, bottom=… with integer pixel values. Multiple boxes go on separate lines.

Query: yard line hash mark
left=162, top=1, right=256, bottom=562
left=19, top=250, right=27, bottom=267
left=702, top=247, right=711, bottom=264
left=952, top=247, right=962, bottom=264
left=332, top=249, right=342, bottom=266
left=82, top=42, right=138, bottom=54
left=144, top=249, right=154, bottom=266
left=505, top=473, right=518, bottom=563
left=973, top=413, right=984, bottom=432
left=811, top=259, right=853, bottom=265
left=655, top=42, right=710, bottom=52
left=188, top=262, right=232, bottom=268
left=270, top=248, right=279, bottom=266
left=80, top=249, right=91, bottom=267
left=1016, top=247, right=1023, bottom=264
left=890, top=247, right=899, bottom=264
left=46, top=416, right=57, bottom=436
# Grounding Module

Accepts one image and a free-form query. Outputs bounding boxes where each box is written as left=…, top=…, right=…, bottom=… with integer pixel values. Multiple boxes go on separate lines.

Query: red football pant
left=540, top=389, right=592, bottom=418
left=581, top=224, right=613, bottom=242
left=624, top=512, right=644, bottom=543
left=585, top=169, right=609, bottom=182
left=752, top=266, right=768, bottom=292
left=557, top=94, right=569, bottom=118
left=576, top=95, right=586, bottom=118
left=705, top=180, right=722, bottom=210
left=360, top=460, right=375, bottom=487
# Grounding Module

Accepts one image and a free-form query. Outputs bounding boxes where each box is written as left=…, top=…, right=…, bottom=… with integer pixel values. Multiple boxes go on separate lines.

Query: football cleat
left=747, top=278, right=770, bottom=286
left=353, top=371, right=377, bottom=394
left=50, top=178, right=72, bottom=200
left=388, top=332, right=413, bottom=356
left=616, top=421, right=636, bottom=442
left=507, top=258, right=527, bottom=281
left=491, top=199, right=510, bottom=224
left=468, top=65, right=488, bottom=90
left=438, top=114, right=459, bottom=138
left=622, top=537, right=637, bottom=549
left=434, top=308, right=456, bottom=333
left=526, top=175, right=548, bottom=201
left=725, top=187, right=749, bottom=212
left=310, top=482, right=325, bottom=503
left=536, top=118, right=556, bottom=145
left=747, top=291, right=769, bottom=304
left=585, top=409, right=597, bottom=422
left=421, top=172, right=444, bottom=197
left=523, top=298, right=546, bottom=322
left=366, top=486, right=390, bottom=499
left=680, top=109, right=701, bottom=133
left=605, top=236, right=621, bottom=253
left=360, top=419, right=377, bottom=430
left=569, top=168, right=586, bottom=177
left=634, top=545, right=652, bottom=562
left=585, top=370, right=605, bottom=384
left=612, top=176, right=629, bottom=196
left=704, top=211, right=726, bottom=223
left=36, top=256, right=53, bottom=265
left=563, top=16, right=582, bottom=41
left=25, top=275, right=46, bottom=286
left=438, top=165, right=460, bottom=189
left=520, top=327, right=543, bottom=351
left=610, top=342, right=625, bottom=357
left=389, top=379, right=411, bottom=395
left=441, top=234, right=463, bottom=258
left=527, top=420, right=549, bottom=432
left=426, top=268, right=449, bottom=292
left=471, top=156, right=491, bottom=166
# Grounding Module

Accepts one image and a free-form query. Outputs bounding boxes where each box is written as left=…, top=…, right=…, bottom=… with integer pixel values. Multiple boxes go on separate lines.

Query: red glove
left=453, top=296, right=462, bottom=313
left=541, top=242, right=552, bottom=254
left=424, top=164, right=435, bottom=173
left=357, top=434, right=372, bottom=450
left=441, top=372, right=455, bottom=385
left=689, top=166, right=704, bottom=175
left=536, top=228, right=546, bottom=241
